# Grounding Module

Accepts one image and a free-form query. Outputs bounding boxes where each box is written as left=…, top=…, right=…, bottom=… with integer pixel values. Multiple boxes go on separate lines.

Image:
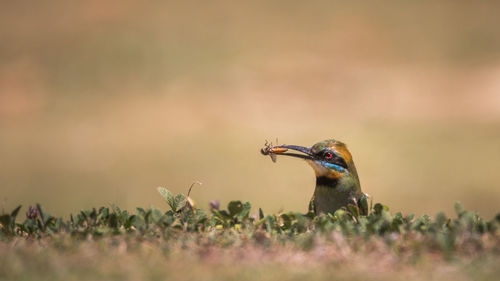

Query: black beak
left=272, top=145, right=314, bottom=160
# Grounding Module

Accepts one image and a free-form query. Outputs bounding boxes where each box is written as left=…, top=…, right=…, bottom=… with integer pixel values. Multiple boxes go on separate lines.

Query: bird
left=261, top=139, right=368, bottom=216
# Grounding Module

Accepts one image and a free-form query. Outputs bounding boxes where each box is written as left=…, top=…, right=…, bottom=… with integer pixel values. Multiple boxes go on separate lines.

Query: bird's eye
left=324, top=152, right=333, bottom=160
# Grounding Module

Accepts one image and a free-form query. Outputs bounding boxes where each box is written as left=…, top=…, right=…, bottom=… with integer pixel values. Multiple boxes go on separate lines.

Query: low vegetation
left=1, top=187, right=500, bottom=281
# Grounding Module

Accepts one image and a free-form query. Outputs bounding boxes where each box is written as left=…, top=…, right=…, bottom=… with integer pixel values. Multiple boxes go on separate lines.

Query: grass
left=1, top=188, right=500, bottom=281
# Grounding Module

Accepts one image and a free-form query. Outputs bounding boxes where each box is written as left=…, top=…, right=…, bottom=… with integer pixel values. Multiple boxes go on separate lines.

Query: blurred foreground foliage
left=1, top=187, right=500, bottom=256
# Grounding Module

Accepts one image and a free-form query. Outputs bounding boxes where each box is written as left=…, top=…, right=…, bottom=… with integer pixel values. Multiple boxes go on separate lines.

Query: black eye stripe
left=316, top=150, right=348, bottom=169
left=333, top=158, right=348, bottom=169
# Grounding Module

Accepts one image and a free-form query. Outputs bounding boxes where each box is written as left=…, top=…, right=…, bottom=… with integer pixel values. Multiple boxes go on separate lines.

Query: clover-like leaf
left=228, top=201, right=243, bottom=217
left=157, top=187, right=177, bottom=211
left=373, top=203, right=389, bottom=215
left=174, top=194, right=187, bottom=211
left=239, top=202, right=251, bottom=220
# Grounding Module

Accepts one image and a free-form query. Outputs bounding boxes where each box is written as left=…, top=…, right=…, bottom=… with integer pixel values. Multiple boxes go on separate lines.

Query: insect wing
left=270, top=153, right=277, bottom=162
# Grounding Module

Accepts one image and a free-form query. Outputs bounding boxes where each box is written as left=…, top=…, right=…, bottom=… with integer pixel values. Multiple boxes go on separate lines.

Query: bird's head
left=268, top=139, right=360, bottom=186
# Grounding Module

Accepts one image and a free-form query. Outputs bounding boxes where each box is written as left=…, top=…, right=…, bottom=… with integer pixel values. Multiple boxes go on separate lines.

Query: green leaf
left=98, top=207, right=109, bottom=220
left=454, top=202, right=465, bottom=217
left=108, top=213, right=119, bottom=228
left=36, top=204, right=45, bottom=222
left=435, top=212, right=447, bottom=226
left=162, top=211, right=175, bottom=225
left=280, top=213, right=292, bottom=229
left=130, top=215, right=145, bottom=229
left=10, top=205, right=22, bottom=219
left=194, top=209, right=208, bottom=224
left=228, top=201, right=243, bottom=217
left=373, top=203, right=389, bottom=215
left=259, top=208, right=264, bottom=220
left=136, top=207, right=146, bottom=218
left=157, top=187, right=177, bottom=211
left=347, top=204, right=360, bottom=218
left=174, top=194, right=187, bottom=211
left=358, top=195, right=368, bottom=215
left=151, top=209, right=163, bottom=223
left=238, top=202, right=251, bottom=220
left=337, top=208, right=352, bottom=222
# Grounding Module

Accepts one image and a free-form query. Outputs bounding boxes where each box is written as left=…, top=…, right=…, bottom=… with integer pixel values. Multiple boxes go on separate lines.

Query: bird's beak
left=271, top=145, right=314, bottom=160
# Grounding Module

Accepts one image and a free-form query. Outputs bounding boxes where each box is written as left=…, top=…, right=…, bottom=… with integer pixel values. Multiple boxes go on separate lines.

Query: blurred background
left=1, top=1, right=500, bottom=218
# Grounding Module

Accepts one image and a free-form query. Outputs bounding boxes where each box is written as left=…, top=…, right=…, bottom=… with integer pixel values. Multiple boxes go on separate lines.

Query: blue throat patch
left=322, top=162, right=347, bottom=173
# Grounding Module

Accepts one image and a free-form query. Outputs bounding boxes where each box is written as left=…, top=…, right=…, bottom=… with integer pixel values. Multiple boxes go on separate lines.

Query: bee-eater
left=262, top=139, right=368, bottom=216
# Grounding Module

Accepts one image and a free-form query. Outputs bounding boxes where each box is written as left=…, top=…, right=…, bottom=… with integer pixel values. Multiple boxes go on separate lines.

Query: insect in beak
left=260, top=140, right=289, bottom=162
left=261, top=140, right=313, bottom=162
